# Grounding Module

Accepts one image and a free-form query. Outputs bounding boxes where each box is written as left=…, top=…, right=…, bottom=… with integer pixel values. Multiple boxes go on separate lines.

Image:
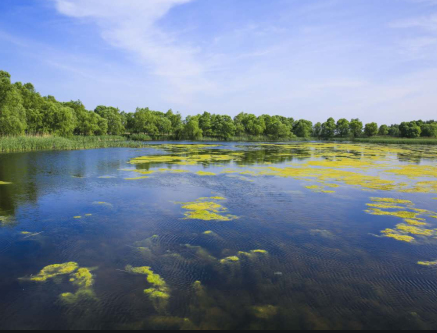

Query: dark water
left=1, top=142, right=437, bottom=330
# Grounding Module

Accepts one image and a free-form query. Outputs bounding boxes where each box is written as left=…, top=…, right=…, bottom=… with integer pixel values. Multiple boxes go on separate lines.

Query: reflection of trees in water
left=0, top=154, right=38, bottom=216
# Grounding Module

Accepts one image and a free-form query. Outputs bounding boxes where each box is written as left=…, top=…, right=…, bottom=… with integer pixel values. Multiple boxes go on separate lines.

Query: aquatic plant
left=20, top=262, right=97, bottom=305
left=220, top=256, right=240, bottom=264
left=196, top=171, right=217, bottom=176
left=417, top=261, right=437, bottom=266
left=252, top=305, right=279, bottom=319
left=24, top=262, right=79, bottom=282
left=125, top=265, right=170, bottom=311
left=177, top=197, right=238, bottom=221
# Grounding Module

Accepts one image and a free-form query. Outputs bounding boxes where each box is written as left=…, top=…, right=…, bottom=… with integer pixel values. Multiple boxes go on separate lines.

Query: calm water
left=1, top=142, right=437, bottom=330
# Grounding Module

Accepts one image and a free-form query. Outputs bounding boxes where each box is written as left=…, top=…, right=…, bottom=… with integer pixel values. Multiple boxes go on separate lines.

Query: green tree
left=95, top=106, right=125, bottom=135
left=0, top=71, right=27, bottom=135
left=294, top=119, right=313, bottom=138
left=181, top=116, right=203, bottom=140
left=378, top=125, right=389, bottom=136
left=321, top=118, right=336, bottom=139
left=364, top=122, right=378, bottom=137
left=336, top=119, right=350, bottom=137
left=349, top=119, right=363, bottom=138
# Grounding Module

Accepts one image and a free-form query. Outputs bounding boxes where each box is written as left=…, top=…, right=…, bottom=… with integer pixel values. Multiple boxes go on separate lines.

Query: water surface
left=1, top=142, right=437, bottom=330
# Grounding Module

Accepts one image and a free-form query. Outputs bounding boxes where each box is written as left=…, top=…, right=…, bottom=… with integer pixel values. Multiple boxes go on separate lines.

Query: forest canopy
left=0, top=70, right=435, bottom=140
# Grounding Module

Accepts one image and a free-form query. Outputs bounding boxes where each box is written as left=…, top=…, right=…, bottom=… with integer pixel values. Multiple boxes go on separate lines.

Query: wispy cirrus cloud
left=53, top=0, right=213, bottom=103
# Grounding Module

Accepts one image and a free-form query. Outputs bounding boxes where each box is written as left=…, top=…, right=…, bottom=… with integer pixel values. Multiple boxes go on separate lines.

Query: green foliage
left=321, top=118, right=336, bottom=139
left=336, top=119, right=350, bottom=137
left=294, top=119, right=312, bottom=138
left=0, top=70, right=435, bottom=143
left=349, top=119, right=363, bottom=138
left=364, top=122, right=378, bottom=137
left=378, top=125, right=389, bottom=136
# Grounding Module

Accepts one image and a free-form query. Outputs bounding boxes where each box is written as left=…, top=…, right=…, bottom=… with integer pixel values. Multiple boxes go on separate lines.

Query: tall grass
left=352, top=137, right=437, bottom=145
left=0, top=135, right=148, bottom=153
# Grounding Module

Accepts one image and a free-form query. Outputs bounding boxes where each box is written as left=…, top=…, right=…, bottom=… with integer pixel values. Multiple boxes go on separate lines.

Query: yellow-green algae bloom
left=21, top=263, right=97, bottom=304
left=0, top=181, right=12, bottom=185
left=418, top=260, right=437, bottom=266
left=196, top=171, right=217, bottom=176
left=252, top=305, right=279, bottom=319
left=125, top=265, right=170, bottom=307
left=177, top=197, right=238, bottom=221
left=366, top=197, right=437, bottom=243
left=220, top=256, right=240, bottom=264
left=24, top=262, right=79, bottom=282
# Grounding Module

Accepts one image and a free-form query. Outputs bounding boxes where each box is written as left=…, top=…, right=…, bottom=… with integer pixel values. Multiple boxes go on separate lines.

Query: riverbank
left=0, top=136, right=148, bottom=153
left=2, top=135, right=437, bottom=154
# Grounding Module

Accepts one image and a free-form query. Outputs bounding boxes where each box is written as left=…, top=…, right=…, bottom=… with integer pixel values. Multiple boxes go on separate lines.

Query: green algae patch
left=23, top=262, right=79, bottom=282
left=69, top=268, right=94, bottom=289
left=0, top=215, right=15, bottom=227
left=365, top=197, right=437, bottom=243
left=74, top=216, right=82, bottom=219
left=387, top=165, right=437, bottom=179
left=220, top=256, right=240, bottom=264
left=0, top=181, right=12, bottom=185
left=177, top=197, right=238, bottom=222
left=418, top=261, right=437, bottom=266
left=125, top=176, right=150, bottom=180
left=125, top=265, right=170, bottom=311
left=252, top=305, right=279, bottom=320
left=196, top=171, right=217, bottom=176
left=21, top=263, right=97, bottom=305
left=381, top=229, right=415, bottom=243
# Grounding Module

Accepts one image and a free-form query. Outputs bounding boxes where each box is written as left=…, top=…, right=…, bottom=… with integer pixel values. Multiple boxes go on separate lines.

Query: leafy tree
left=399, top=122, right=421, bottom=138
left=349, top=119, right=363, bottom=138
left=211, top=115, right=236, bottom=140
left=199, top=112, right=213, bottom=137
left=378, top=125, right=389, bottom=136
left=313, top=122, right=322, bottom=138
left=364, top=122, right=378, bottom=137
left=294, top=119, right=313, bottom=138
left=181, top=116, right=203, bottom=140
left=321, top=118, right=336, bottom=139
left=421, top=123, right=437, bottom=137
left=0, top=71, right=27, bottom=136
left=336, top=119, right=350, bottom=137
left=95, top=106, right=125, bottom=135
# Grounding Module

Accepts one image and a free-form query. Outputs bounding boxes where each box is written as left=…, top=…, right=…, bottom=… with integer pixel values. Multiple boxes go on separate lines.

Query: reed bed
left=0, top=136, right=148, bottom=153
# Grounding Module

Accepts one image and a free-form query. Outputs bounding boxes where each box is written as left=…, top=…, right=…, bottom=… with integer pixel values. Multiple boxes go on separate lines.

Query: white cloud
left=53, top=0, right=212, bottom=104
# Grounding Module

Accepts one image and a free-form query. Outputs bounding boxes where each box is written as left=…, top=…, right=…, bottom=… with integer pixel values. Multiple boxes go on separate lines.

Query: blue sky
left=1, top=0, right=436, bottom=124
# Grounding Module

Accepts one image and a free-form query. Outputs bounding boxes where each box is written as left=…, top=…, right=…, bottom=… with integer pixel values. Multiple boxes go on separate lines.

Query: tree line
left=1, top=70, right=436, bottom=140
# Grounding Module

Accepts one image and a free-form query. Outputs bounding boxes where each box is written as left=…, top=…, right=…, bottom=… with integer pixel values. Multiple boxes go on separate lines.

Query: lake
left=1, top=142, right=437, bottom=330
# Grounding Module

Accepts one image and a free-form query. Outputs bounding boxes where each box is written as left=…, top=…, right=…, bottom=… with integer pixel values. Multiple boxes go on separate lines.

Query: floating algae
left=220, top=256, right=240, bottom=264
left=23, top=262, right=79, bottom=282
left=21, top=263, right=97, bottom=304
left=0, top=181, right=12, bottom=185
left=125, top=265, right=170, bottom=311
left=196, top=171, right=217, bottom=176
left=125, top=176, right=150, bottom=180
left=365, top=197, right=437, bottom=243
left=387, top=165, right=437, bottom=179
left=221, top=250, right=268, bottom=263
left=177, top=197, right=238, bottom=222
left=74, top=216, right=82, bottom=219
left=418, top=261, right=437, bottom=266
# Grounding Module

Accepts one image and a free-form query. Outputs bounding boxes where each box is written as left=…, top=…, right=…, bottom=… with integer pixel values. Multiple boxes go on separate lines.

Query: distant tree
left=182, top=116, right=203, bottom=140
left=421, top=123, right=437, bottom=137
left=321, top=118, right=336, bottom=139
left=294, top=119, right=313, bottom=138
left=399, top=122, right=421, bottom=138
left=336, top=119, right=350, bottom=137
left=349, top=119, right=363, bottom=138
left=378, top=125, right=389, bottom=136
left=364, top=122, right=378, bottom=137
left=312, top=122, right=322, bottom=138
left=95, top=106, right=125, bottom=135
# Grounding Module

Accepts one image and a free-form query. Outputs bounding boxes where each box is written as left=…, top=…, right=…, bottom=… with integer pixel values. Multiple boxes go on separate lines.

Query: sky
left=0, top=0, right=436, bottom=124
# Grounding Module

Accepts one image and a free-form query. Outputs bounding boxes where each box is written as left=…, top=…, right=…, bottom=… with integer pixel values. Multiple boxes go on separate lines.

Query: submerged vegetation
left=20, top=263, right=97, bottom=305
